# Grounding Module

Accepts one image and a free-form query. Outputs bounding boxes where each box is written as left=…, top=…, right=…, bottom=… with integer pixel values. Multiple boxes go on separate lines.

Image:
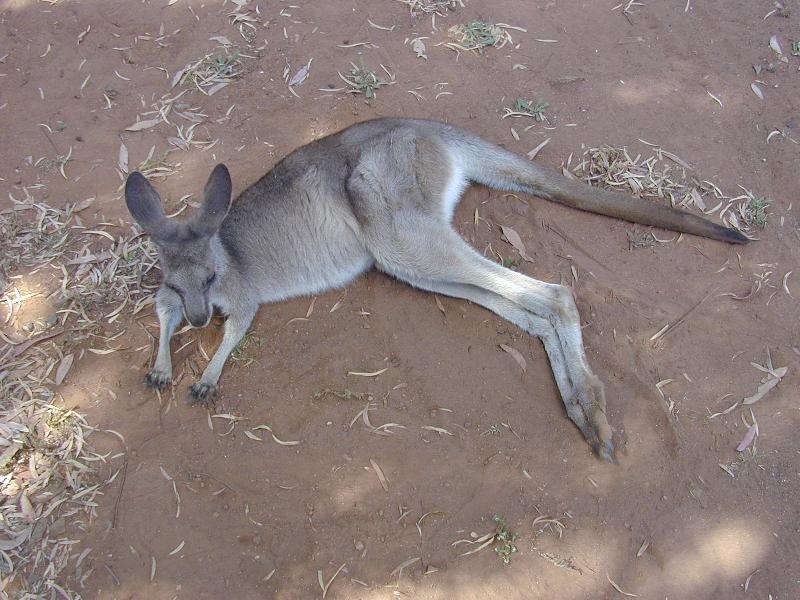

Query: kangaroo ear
left=192, top=164, right=232, bottom=237
left=125, top=172, right=177, bottom=240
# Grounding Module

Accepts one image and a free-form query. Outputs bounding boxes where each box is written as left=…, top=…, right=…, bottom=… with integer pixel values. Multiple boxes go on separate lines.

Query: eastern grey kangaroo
left=125, top=118, right=747, bottom=461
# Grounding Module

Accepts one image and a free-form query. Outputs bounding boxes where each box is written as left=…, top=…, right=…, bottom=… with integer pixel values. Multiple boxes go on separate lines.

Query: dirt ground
left=1, top=0, right=799, bottom=598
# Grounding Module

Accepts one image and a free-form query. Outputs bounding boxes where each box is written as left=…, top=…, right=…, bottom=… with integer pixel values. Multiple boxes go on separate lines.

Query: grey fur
left=125, top=118, right=746, bottom=461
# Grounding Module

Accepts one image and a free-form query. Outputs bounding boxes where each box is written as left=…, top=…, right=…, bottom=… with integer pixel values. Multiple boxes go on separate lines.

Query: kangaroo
left=125, top=118, right=747, bottom=462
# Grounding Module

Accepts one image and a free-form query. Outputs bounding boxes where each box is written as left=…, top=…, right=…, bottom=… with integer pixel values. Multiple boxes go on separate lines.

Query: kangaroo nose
left=189, top=315, right=210, bottom=328
left=182, top=297, right=211, bottom=328
left=189, top=316, right=207, bottom=328
left=185, top=310, right=210, bottom=328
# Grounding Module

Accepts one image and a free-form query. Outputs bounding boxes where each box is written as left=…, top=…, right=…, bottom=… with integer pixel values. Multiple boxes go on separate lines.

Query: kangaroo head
left=125, top=164, right=233, bottom=328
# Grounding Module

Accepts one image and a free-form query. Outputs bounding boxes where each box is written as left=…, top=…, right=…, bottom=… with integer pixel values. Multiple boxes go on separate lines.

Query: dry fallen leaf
left=0, top=532, right=27, bottom=552
left=736, top=423, right=758, bottom=452
left=118, top=142, right=129, bottom=174
left=421, top=425, right=454, bottom=436
left=55, top=353, right=74, bottom=385
left=19, top=494, right=34, bottom=523
left=606, top=572, right=639, bottom=597
left=769, top=34, right=784, bottom=56
left=706, top=90, right=723, bottom=108
left=690, top=187, right=707, bottom=210
left=206, top=82, right=229, bottom=96
left=348, top=368, right=388, bottom=377
left=499, top=344, right=527, bottom=373
left=288, top=59, right=312, bottom=87
left=369, top=458, right=389, bottom=491
left=743, top=366, right=787, bottom=404
left=390, top=556, right=420, bottom=578
left=318, top=563, right=346, bottom=599
left=125, top=118, right=162, bottom=132
left=73, top=197, right=95, bottom=212
left=750, top=82, right=764, bottom=100
left=527, top=137, right=551, bottom=160
left=168, top=540, right=185, bottom=556
left=434, top=295, right=446, bottom=315
left=209, top=35, right=233, bottom=46
left=367, top=18, right=395, bottom=31
left=251, top=424, right=300, bottom=446
left=171, top=66, right=188, bottom=88
left=412, top=38, right=427, bottom=59
left=500, top=225, right=534, bottom=262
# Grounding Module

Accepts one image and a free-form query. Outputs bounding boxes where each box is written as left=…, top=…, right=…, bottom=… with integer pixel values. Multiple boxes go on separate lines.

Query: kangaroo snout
left=185, top=307, right=211, bottom=328
left=183, top=300, right=212, bottom=329
left=186, top=313, right=211, bottom=329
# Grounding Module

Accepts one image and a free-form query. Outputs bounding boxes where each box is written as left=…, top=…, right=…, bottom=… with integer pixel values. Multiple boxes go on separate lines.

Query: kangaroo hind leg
left=369, top=221, right=614, bottom=461
left=347, top=126, right=613, bottom=459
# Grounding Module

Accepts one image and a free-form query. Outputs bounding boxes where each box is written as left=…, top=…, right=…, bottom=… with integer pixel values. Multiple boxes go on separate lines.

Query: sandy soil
left=1, top=0, right=799, bottom=598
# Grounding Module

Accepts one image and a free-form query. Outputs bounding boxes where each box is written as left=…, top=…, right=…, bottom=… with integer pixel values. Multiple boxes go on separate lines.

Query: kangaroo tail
left=445, top=129, right=749, bottom=244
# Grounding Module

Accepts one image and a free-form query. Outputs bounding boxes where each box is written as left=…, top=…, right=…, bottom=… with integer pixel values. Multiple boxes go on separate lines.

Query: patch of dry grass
left=0, top=389, right=112, bottom=596
left=173, top=47, right=248, bottom=96
left=0, top=206, right=69, bottom=275
left=445, top=21, right=516, bottom=53
left=395, top=0, right=465, bottom=15
left=0, top=190, right=159, bottom=595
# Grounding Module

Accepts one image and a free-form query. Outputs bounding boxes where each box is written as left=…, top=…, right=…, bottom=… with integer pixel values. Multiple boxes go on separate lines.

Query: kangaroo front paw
left=145, top=369, right=172, bottom=390
left=188, top=382, right=218, bottom=406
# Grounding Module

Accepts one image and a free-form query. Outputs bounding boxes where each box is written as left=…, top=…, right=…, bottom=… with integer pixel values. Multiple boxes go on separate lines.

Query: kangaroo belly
left=240, top=199, right=373, bottom=303
left=269, top=245, right=373, bottom=301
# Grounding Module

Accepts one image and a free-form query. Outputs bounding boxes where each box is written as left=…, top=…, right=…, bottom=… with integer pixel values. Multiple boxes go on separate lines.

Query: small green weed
left=720, top=447, right=765, bottom=477
left=209, top=49, right=241, bottom=77
left=627, top=228, right=656, bottom=250
left=447, top=21, right=512, bottom=52
left=138, top=149, right=173, bottom=174
left=492, top=514, right=518, bottom=565
left=312, top=388, right=366, bottom=402
left=231, top=330, right=264, bottom=363
left=339, top=61, right=393, bottom=99
left=514, top=98, right=549, bottom=121
left=742, top=196, right=770, bottom=229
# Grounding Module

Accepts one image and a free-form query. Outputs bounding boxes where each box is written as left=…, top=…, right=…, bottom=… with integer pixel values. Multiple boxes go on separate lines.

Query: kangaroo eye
left=204, top=274, right=216, bottom=288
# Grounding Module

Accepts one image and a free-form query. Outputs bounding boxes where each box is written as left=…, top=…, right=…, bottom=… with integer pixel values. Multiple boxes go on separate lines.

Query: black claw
left=145, top=371, right=171, bottom=390
left=188, top=383, right=217, bottom=407
left=595, top=439, right=616, bottom=464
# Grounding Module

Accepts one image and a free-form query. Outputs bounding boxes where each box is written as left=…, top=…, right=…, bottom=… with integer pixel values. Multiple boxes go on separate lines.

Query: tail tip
left=719, top=227, right=750, bottom=245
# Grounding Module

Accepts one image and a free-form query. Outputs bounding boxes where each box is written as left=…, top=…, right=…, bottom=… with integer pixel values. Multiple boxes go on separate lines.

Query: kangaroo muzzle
left=183, top=298, right=211, bottom=328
